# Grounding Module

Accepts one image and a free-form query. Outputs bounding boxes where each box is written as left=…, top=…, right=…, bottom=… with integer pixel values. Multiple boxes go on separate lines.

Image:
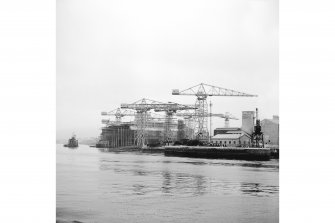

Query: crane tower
left=172, top=83, right=257, bottom=141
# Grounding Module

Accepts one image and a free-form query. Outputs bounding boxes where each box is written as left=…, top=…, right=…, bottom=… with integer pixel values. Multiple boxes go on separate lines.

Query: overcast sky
left=57, top=0, right=278, bottom=140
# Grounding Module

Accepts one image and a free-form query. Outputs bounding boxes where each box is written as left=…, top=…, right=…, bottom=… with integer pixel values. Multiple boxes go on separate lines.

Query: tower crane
left=172, top=83, right=257, bottom=141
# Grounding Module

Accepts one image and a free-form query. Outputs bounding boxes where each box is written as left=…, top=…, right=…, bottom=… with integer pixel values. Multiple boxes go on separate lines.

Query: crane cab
left=172, top=89, right=180, bottom=95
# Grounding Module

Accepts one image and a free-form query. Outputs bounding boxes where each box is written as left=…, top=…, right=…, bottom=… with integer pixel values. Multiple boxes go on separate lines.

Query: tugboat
left=64, top=134, right=79, bottom=148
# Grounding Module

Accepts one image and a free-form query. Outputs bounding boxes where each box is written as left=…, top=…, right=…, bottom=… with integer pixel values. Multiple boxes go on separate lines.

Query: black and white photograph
left=57, top=0, right=278, bottom=222
left=3, top=0, right=335, bottom=223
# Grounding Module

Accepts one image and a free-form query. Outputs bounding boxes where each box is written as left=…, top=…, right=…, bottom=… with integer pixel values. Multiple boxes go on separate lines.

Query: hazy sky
left=57, top=0, right=278, bottom=140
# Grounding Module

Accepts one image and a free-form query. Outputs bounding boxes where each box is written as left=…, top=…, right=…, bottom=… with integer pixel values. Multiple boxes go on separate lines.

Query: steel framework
left=172, top=83, right=257, bottom=141
left=154, top=103, right=197, bottom=144
left=121, top=98, right=196, bottom=147
left=101, top=108, right=136, bottom=126
left=251, top=108, right=264, bottom=148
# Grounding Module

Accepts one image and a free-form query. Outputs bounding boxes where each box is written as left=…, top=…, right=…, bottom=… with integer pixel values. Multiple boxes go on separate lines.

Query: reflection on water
left=57, top=145, right=279, bottom=223
left=162, top=171, right=172, bottom=194
left=98, top=156, right=278, bottom=198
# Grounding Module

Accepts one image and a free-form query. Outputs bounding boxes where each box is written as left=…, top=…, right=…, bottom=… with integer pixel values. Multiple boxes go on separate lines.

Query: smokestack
left=256, top=108, right=259, bottom=120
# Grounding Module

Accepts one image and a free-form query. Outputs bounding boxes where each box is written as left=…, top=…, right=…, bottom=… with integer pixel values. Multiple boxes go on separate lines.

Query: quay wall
left=164, top=146, right=271, bottom=161
left=96, top=145, right=275, bottom=161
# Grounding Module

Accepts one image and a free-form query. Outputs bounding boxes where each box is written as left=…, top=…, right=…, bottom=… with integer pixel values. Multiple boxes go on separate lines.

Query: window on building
left=229, top=141, right=231, bottom=144
left=234, top=141, right=236, bottom=144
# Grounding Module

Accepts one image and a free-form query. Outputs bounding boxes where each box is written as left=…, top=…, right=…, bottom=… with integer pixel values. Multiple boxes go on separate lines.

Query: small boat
left=64, top=134, right=79, bottom=148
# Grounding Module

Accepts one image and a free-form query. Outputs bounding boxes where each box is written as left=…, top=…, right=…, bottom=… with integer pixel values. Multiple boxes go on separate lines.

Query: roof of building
left=214, top=127, right=241, bottom=131
left=212, top=134, right=243, bottom=139
left=226, top=130, right=243, bottom=134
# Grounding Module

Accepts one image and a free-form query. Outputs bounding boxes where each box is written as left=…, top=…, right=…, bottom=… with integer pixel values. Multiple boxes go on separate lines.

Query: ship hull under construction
left=96, top=121, right=182, bottom=148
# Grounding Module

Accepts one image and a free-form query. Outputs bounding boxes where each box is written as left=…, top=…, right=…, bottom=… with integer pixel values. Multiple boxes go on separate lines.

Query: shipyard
left=94, top=83, right=279, bottom=161
left=55, top=1, right=280, bottom=222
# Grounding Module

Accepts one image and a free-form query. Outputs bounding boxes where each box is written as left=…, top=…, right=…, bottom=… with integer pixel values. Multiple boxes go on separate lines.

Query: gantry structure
left=172, top=83, right=257, bottom=141
left=121, top=98, right=197, bottom=147
left=101, top=108, right=136, bottom=126
left=153, top=102, right=197, bottom=144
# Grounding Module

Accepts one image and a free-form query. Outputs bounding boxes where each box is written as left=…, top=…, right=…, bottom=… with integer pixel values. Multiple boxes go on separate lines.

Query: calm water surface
left=57, top=144, right=279, bottom=223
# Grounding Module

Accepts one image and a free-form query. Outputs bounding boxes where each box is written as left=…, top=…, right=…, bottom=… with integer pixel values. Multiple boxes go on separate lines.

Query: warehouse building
left=212, top=132, right=251, bottom=147
left=212, top=111, right=255, bottom=147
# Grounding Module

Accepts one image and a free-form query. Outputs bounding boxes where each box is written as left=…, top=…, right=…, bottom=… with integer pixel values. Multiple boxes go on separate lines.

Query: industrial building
left=212, top=110, right=278, bottom=148
left=212, top=128, right=252, bottom=147
left=212, top=111, right=257, bottom=147
left=212, top=132, right=251, bottom=147
left=261, top=115, right=279, bottom=145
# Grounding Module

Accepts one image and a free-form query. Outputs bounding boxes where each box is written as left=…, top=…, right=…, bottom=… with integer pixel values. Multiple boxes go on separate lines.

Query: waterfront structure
left=212, top=132, right=251, bottom=147
left=165, top=145, right=271, bottom=161
left=261, top=115, right=279, bottom=145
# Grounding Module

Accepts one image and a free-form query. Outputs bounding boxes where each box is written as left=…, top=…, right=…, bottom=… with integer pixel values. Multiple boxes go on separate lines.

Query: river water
left=57, top=144, right=279, bottom=223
